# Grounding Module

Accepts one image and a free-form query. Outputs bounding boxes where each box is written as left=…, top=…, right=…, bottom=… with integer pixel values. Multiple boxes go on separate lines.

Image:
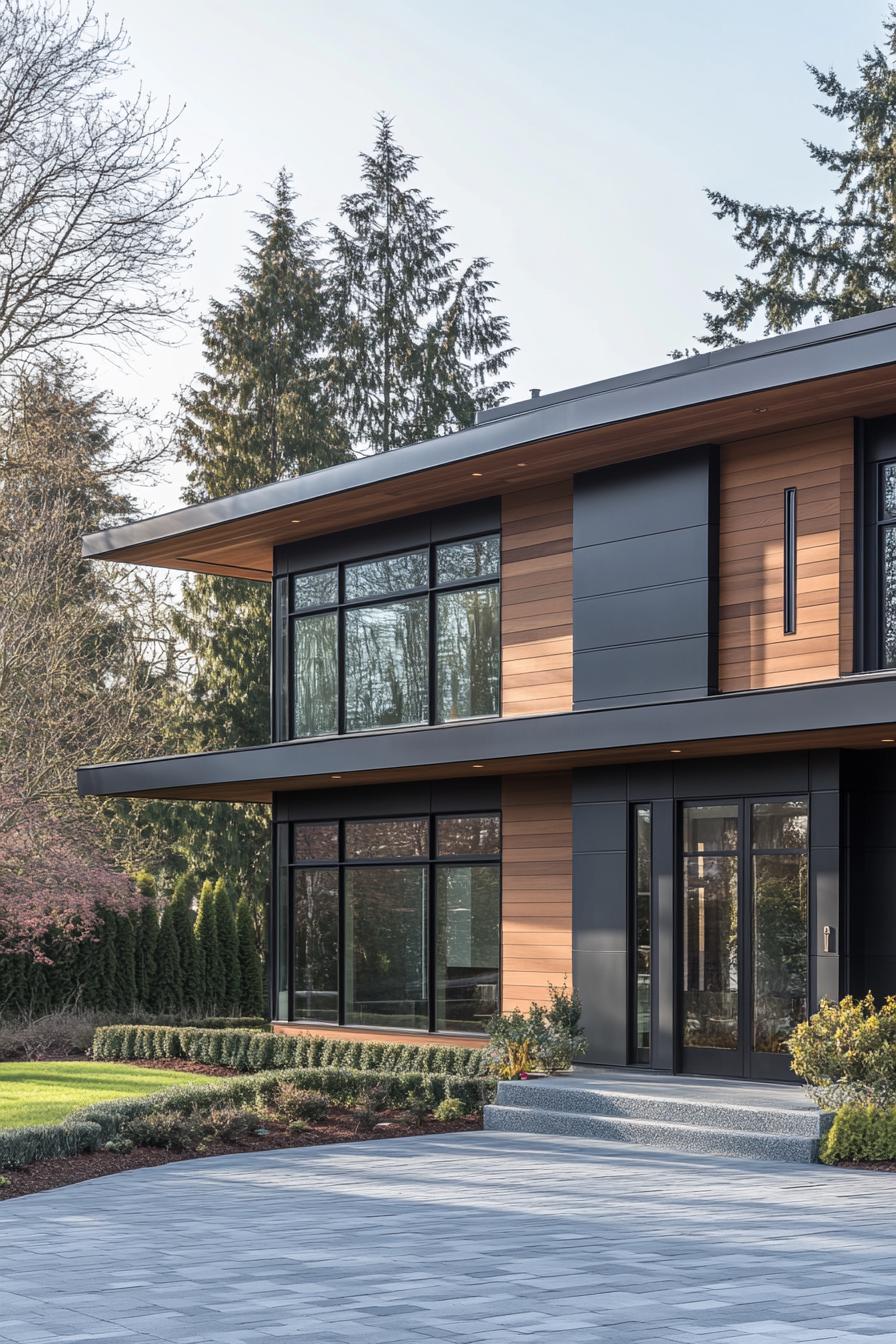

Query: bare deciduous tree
left=0, top=0, right=224, bottom=372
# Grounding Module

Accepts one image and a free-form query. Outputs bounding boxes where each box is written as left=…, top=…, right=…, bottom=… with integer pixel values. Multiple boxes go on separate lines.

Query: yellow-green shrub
left=820, top=1103, right=896, bottom=1165
left=787, top=994, right=896, bottom=1108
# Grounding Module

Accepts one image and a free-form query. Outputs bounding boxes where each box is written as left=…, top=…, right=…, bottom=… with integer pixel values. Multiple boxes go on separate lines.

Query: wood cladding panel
left=718, top=419, right=854, bottom=692
left=501, top=483, right=573, bottom=716
left=501, top=773, right=572, bottom=1011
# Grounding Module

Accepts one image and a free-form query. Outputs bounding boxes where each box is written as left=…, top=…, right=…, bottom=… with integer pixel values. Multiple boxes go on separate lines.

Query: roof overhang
left=77, top=673, right=896, bottom=803
left=82, top=309, right=896, bottom=580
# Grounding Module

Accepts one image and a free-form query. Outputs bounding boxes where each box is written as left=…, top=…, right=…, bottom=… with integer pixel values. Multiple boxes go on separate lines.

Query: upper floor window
left=880, top=461, right=896, bottom=666
left=289, top=534, right=500, bottom=738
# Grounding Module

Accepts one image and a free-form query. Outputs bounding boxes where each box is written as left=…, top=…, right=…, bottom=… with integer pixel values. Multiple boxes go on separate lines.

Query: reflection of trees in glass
left=436, top=814, right=500, bottom=856
left=436, top=536, right=499, bottom=584
left=293, top=870, right=339, bottom=1021
left=345, top=597, right=428, bottom=729
left=634, top=806, right=651, bottom=1055
left=752, top=856, right=808, bottom=1052
left=345, top=551, right=427, bottom=602
left=345, top=817, right=428, bottom=859
left=293, top=612, right=338, bottom=737
left=884, top=525, right=896, bottom=666
left=345, top=867, right=428, bottom=1029
left=436, top=866, right=499, bottom=1031
left=682, top=854, right=739, bottom=1049
left=436, top=585, right=499, bottom=721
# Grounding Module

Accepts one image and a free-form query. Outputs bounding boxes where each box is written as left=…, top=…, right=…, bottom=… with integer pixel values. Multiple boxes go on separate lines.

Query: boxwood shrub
left=820, top=1103, right=896, bottom=1165
left=0, top=1121, right=102, bottom=1170
left=92, top=1024, right=490, bottom=1077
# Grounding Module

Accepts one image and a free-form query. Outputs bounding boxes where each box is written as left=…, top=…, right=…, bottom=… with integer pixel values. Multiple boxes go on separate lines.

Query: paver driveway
left=0, top=1132, right=894, bottom=1344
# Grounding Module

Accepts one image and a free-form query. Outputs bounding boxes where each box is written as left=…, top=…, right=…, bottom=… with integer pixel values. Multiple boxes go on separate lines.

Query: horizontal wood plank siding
left=718, top=419, right=855, bottom=691
left=501, top=773, right=572, bottom=1010
left=501, top=482, right=573, bottom=716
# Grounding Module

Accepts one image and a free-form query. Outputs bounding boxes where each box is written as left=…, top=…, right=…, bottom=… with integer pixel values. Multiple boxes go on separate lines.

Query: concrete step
left=493, top=1079, right=826, bottom=1138
left=483, top=1102, right=820, bottom=1163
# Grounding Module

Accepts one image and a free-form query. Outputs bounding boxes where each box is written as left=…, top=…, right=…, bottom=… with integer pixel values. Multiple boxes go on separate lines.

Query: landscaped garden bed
left=0, top=1104, right=482, bottom=1200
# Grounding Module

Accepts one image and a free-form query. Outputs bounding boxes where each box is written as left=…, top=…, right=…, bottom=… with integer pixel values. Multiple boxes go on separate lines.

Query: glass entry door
left=679, top=798, right=809, bottom=1081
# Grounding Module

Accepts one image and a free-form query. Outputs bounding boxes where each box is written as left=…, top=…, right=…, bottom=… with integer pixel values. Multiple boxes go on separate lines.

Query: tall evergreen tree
left=113, top=912, right=137, bottom=1012
left=170, top=172, right=350, bottom=912
left=134, top=873, right=158, bottom=1009
left=693, top=8, right=896, bottom=347
left=194, top=880, right=221, bottom=1012
left=214, top=878, right=240, bottom=1013
left=170, top=872, right=199, bottom=1011
left=153, top=903, right=182, bottom=1013
left=236, top=896, right=265, bottom=1017
left=329, top=114, right=515, bottom=453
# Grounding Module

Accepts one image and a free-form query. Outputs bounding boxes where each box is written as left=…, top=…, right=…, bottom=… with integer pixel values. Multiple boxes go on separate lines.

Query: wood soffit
left=84, top=360, right=896, bottom=581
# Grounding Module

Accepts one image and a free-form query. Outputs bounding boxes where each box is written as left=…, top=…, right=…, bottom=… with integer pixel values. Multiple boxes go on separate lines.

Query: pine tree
left=170, top=872, right=199, bottom=1012
left=113, top=913, right=137, bottom=1013
left=329, top=114, right=515, bottom=453
left=134, top=873, right=158, bottom=1010
left=153, top=904, right=182, bottom=1013
left=694, top=9, right=896, bottom=347
left=169, top=172, right=350, bottom=915
left=236, top=896, right=265, bottom=1017
left=194, top=880, right=221, bottom=1013
left=214, top=879, right=240, bottom=1014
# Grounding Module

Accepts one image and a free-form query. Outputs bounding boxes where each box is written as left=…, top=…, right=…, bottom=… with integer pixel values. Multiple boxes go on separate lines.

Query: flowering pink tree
left=0, top=795, right=142, bottom=959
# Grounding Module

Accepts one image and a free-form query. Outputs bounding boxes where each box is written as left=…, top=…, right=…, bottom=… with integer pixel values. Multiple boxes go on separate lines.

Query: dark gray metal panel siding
left=572, top=447, right=718, bottom=710
left=844, top=748, right=896, bottom=1000
left=273, top=776, right=501, bottom=823
left=572, top=769, right=628, bottom=1066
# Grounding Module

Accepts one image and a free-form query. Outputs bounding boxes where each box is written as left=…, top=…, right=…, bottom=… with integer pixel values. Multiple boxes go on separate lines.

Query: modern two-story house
left=79, top=308, right=896, bottom=1084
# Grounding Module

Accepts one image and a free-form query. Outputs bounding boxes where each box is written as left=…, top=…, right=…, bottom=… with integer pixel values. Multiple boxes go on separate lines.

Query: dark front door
left=678, top=797, right=809, bottom=1082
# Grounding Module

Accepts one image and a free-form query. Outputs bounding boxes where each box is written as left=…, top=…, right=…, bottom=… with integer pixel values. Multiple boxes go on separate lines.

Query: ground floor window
left=285, top=812, right=500, bottom=1034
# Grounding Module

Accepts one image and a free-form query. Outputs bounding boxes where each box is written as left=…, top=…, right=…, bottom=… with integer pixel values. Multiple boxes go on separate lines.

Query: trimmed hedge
left=820, top=1102, right=896, bottom=1164
left=92, top=1024, right=490, bottom=1076
left=0, top=1065, right=495, bottom=1170
left=0, top=1121, right=102, bottom=1170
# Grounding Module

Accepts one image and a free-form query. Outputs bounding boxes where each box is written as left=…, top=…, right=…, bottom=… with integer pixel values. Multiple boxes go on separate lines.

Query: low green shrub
left=485, top=981, right=588, bottom=1079
left=0, top=1121, right=102, bottom=1170
left=103, top=1136, right=134, bottom=1155
left=433, top=1096, right=466, bottom=1122
left=92, top=1024, right=490, bottom=1077
left=787, top=994, right=896, bottom=1108
left=820, top=1103, right=896, bottom=1164
left=202, top=1107, right=266, bottom=1143
left=126, top=1109, right=204, bottom=1152
left=0, top=1013, right=270, bottom=1063
left=271, top=1084, right=329, bottom=1125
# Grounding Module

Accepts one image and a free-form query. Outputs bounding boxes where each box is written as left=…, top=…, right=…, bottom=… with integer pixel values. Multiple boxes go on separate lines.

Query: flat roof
left=81, top=307, right=896, bottom=579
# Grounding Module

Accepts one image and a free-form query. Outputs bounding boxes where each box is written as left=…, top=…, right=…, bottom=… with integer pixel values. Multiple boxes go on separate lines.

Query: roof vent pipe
left=530, top=387, right=541, bottom=399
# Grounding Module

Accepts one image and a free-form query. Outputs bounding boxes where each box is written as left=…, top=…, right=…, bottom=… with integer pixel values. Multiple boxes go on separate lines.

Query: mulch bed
left=0, top=1054, right=483, bottom=1200
left=833, top=1160, right=896, bottom=1172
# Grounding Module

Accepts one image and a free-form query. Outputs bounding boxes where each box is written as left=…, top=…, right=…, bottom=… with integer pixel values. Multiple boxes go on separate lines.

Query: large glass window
left=881, top=463, right=896, bottom=666
left=751, top=800, right=808, bottom=1054
left=288, top=533, right=500, bottom=738
left=681, top=804, right=740, bottom=1051
left=286, top=812, right=500, bottom=1033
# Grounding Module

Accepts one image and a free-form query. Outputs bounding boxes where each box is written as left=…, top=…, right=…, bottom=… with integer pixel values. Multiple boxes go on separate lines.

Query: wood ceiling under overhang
left=90, top=360, right=896, bottom=581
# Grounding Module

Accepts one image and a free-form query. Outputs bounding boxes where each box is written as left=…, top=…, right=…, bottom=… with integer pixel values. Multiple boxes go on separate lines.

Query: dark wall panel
left=274, top=776, right=500, bottom=823
left=573, top=446, right=719, bottom=710
left=844, top=748, right=896, bottom=1000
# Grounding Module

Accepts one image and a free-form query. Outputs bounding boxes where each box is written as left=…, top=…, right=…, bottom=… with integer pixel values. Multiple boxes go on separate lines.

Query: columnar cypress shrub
left=214, top=879, right=240, bottom=1013
left=113, top=911, right=137, bottom=1013
left=153, top=905, right=183, bottom=1013
left=134, top=899, right=158, bottom=1011
left=194, top=880, right=221, bottom=1012
left=98, top=909, right=119, bottom=1011
left=170, top=874, right=199, bottom=1012
left=236, top=897, right=264, bottom=1017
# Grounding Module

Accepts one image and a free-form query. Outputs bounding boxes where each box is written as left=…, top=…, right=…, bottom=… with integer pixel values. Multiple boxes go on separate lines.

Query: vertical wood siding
left=501, top=481, right=573, bottom=716
left=500, top=773, right=573, bottom=1011
left=718, top=419, right=855, bottom=691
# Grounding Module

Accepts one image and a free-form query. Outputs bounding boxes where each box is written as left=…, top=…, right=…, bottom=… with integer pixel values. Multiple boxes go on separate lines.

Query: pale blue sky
left=100, top=0, right=889, bottom=511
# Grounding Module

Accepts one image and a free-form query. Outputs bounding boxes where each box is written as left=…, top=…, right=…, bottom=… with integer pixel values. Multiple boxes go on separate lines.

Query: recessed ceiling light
left=331, top=773, right=342, bottom=779
left=516, top=462, right=527, bottom=467
left=291, top=518, right=302, bottom=523
left=670, top=749, right=682, bottom=754
left=472, top=763, right=484, bottom=769
left=882, top=738, right=895, bottom=744
left=753, top=406, right=768, bottom=415
left=471, top=471, right=483, bottom=477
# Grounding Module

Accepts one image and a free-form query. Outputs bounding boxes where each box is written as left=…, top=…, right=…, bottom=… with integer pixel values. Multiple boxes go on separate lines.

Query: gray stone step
left=484, top=1103, right=820, bottom=1163
left=494, top=1079, right=826, bottom=1138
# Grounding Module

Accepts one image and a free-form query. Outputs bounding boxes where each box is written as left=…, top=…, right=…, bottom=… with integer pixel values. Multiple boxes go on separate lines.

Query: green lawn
left=0, top=1061, right=215, bottom=1129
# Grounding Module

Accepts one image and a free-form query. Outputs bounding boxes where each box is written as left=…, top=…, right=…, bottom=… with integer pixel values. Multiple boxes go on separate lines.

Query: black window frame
left=287, top=811, right=501, bottom=1035
left=286, top=532, right=501, bottom=740
left=629, top=802, right=652, bottom=1067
